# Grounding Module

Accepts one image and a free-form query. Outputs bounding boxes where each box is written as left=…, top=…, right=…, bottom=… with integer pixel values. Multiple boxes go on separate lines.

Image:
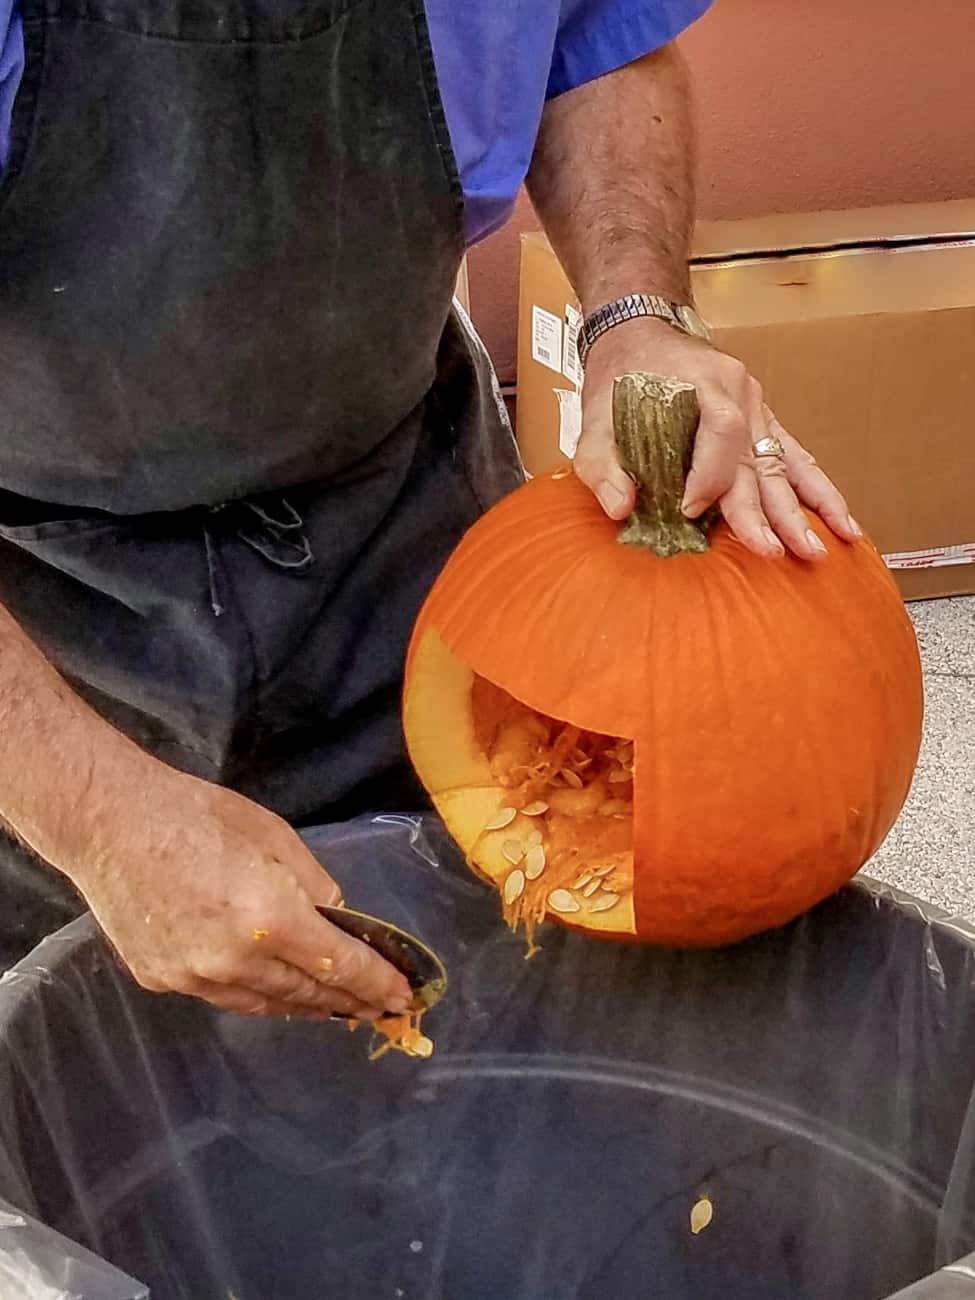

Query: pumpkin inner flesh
left=404, top=627, right=636, bottom=938
left=470, top=677, right=634, bottom=939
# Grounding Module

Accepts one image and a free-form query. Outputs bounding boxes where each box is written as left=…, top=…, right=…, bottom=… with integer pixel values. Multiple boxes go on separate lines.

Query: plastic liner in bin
left=0, top=1197, right=147, bottom=1299
left=1, top=814, right=975, bottom=1299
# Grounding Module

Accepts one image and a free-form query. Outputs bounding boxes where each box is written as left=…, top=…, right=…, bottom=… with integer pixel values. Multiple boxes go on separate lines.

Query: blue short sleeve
left=548, top=0, right=713, bottom=99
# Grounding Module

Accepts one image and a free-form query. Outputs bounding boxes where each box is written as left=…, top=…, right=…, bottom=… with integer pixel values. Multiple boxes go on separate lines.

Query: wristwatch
left=576, top=293, right=710, bottom=369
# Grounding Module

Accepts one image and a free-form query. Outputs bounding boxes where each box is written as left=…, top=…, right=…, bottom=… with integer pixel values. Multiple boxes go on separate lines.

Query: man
left=0, top=2, right=855, bottom=1016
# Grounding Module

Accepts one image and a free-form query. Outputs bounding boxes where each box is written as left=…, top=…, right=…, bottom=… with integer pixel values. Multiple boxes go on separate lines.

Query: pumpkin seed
left=593, top=864, right=615, bottom=877
left=609, top=769, right=631, bottom=784
left=690, top=1197, right=713, bottom=1235
left=522, top=801, right=549, bottom=817
left=524, top=844, right=546, bottom=880
left=589, top=892, right=620, bottom=913
left=412, top=1036, right=435, bottom=1059
left=582, top=879, right=602, bottom=898
left=570, top=870, right=595, bottom=890
left=561, top=769, right=584, bottom=789
left=502, top=840, right=525, bottom=865
left=526, top=829, right=543, bottom=847
left=504, top=869, right=526, bottom=905
left=548, top=889, right=581, bottom=914
left=484, top=807, right=516, bottom=832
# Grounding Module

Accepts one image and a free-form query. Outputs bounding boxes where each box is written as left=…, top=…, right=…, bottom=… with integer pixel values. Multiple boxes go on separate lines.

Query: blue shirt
left=0, top=1, right=709, bottom=246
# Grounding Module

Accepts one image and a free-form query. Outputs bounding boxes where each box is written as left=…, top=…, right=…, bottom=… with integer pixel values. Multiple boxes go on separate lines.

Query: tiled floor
left=867, top=596, right=975, bottom=915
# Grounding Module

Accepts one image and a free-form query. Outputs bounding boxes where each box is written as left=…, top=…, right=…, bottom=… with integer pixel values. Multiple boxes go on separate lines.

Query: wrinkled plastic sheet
left=1, top=814, right=975, bottom=1299
left=0, top=1197, right=146, bottom=1298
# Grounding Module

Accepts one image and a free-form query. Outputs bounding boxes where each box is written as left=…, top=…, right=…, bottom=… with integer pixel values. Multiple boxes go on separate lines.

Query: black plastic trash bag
left=1, top=814, right=975, bottom=1299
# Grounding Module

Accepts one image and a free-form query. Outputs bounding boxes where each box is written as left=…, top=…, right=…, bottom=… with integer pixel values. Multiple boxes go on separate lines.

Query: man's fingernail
left=848, top=515, right=863, bottom=538
left=762, top=527, right=785, bottom=556
left=597, top=481, right=627, bottom=516
left=805, top=529, right=827, bottom=556
left=681, top=498, right=701, bottom=518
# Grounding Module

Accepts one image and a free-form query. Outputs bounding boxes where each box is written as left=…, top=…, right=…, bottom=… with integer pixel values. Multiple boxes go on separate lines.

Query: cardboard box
left=455, top=258, right=471, bottom=315
left=516, top=200, right=975, bottom=600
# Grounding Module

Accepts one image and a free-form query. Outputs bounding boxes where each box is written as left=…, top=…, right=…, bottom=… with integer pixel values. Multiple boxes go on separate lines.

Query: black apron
left=0, top=0, right=523, bottom=965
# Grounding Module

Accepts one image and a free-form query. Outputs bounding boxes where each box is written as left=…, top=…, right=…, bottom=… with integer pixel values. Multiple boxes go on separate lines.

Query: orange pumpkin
left=403, top=374, right=923, bottom=948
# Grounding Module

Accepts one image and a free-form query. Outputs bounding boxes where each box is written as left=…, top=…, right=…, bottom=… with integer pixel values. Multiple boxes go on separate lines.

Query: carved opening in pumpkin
left=404, top=627, right=637, bottom=941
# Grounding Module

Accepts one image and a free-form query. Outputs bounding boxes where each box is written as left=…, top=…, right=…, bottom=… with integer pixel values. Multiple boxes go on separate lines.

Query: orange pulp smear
left=349, top=1001, right=434, bottom=1061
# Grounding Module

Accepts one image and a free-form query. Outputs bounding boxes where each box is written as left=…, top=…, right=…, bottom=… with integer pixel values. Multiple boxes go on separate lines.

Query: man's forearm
left=526, top=43, right=695, bottom=311
left=0, top=604, right=147, bottom=886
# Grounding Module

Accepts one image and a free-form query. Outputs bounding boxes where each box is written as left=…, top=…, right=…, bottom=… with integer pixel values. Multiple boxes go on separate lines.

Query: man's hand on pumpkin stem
left=573, top=317, right=862, bottom=561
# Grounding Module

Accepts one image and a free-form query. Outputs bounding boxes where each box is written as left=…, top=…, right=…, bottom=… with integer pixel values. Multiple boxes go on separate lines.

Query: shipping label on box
left=530, top=305, right=563, bottom=373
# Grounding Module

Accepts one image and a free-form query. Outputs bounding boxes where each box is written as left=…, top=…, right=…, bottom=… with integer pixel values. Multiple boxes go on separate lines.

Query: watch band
left=576, top=293, right=710, bottom=369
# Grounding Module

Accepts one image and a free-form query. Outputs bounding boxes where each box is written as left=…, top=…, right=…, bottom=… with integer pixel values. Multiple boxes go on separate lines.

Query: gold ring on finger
left=753, top=435, right=786, bottom=459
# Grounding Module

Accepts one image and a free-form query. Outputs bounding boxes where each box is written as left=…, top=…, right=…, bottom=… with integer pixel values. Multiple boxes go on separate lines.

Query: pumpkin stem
left=613, top=372, right=712, bottom=556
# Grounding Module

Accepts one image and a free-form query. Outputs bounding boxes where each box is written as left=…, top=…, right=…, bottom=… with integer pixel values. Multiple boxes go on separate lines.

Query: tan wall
left=469, top=0, right=975, bottom=385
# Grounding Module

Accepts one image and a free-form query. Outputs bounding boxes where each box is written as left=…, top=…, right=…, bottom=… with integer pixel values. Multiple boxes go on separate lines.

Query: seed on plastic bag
left=690, top=1197, right=713, bottom=1235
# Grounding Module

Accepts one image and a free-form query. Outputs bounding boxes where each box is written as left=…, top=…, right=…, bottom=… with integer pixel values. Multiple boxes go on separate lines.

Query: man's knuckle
left=754, top=456, right=788, bottom=481
left=719, top=355, right=747, bottom=385
left=707, top=406, right=746, bottom=438
left=328, top=946, right=368, bottom=986
left=281, top=975, right=322, bottom=1006
left=193, top=952, right=240, bottom=985
left=237, top=904, right=283, bottom=943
